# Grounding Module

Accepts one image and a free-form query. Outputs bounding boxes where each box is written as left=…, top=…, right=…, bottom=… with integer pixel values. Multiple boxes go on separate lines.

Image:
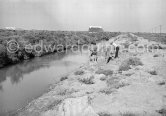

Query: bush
left=56, top=88, right=75, bottom=96
left=148, top=70, right=157, bottom=75
left=98, top=112, right=112, bottom=116
left=96, top=69, right=113, bottom=76
left=46, top=99, right=62, bottom=111
left=74, top=70, right=85, bottom=75
left=60, top=76, right=68, bottom=81
left=78, top=76, right=94, bottom=84
left=120, top=112, right=138, bottom=116
left=119, top=57, right=143, bottom=71
left=153, top=54, right=159, bottom=57
left=100, top=76, right=108, bottom=81
left=106, top=77, right=119, bottom=88
left=100, top=88, right=115, bottom=95
left=0, top=44, right=6, bottom=57
left=157, top=108, right=166, bottom=116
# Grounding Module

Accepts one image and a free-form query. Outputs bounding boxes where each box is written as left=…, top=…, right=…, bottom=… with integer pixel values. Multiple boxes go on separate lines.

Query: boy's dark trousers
left=107, top=56, right=113, bottom=63
left=115, top=46, right=119, bottom=58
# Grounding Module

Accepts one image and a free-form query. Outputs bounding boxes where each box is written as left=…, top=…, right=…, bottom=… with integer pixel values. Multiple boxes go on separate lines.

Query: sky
left=0, top=0, right=166, bottom=32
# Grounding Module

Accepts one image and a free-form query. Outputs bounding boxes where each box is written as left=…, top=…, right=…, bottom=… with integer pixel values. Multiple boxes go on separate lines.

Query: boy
left=89, top=42, right=98, bottom=62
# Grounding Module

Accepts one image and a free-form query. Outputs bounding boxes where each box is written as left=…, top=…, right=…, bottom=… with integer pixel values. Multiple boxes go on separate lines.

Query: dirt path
left=16, top=33, right=166, bottom=116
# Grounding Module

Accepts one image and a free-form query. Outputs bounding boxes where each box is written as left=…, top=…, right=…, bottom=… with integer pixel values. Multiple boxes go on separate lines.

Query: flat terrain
left=15, top=33, right=166, bottom=116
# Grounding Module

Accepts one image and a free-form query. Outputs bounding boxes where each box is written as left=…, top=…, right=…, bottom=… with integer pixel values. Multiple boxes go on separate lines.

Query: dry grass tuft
left=74, top=70, right=84, bottom=75
left=156, top=108, right=166, bottom=116
left=46, top=99, right=62, bottom=111
left=119, top=57, right=143, bottom=71
left=100, top=88, right=116, bottom=95
left=60, top=76, right=68, bottom=81
left=100, top=76, right=108, bottom=81
left=96, top=69, right=113, bottom=76
left=153, top=54, right=159, bottom=57
left=148, top=70, right=157, bottom=75
left=78, top=76, right=94, bottom=84
left=120, top=112, right=138, bottom=116
left=98, top=112, right=112, bottom=116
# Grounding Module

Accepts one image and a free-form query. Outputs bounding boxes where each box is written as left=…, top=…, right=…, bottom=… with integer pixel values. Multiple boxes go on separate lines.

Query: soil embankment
left=16, top=33, right=166, bottom=116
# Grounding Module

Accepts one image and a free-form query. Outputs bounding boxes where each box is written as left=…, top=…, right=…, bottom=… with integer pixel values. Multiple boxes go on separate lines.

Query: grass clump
left=157, top=108, right=166, bottom=116
left=106, top=77, right=119, bottom=87
left=153, top=54, right=159, bottom=57
left=78, top=76, right=94, bottom=84
left=148, top=70, right=157, bottom=75
left=98, top=112, right=112, bottom=116
left=106, top=76, right=129, bottom=89
left=74, top=70, right=84, bottom=75
left=119, top=57, right=143, bottom=71
left=100, top=76, right=108, bottom=81
left=60, top=76, right=68, bottom=81
left=56, top=88, right=75, bottom=96
left=96, top=69, right=113, bottom=76
left=100, top=88, right=115, bottom=95
left=120, top=112, right=138, bottom=116
left=46, top=99, right=62, bottom=111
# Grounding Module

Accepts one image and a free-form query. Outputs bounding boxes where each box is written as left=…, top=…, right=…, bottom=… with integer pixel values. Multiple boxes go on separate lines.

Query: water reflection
left=0, top=52, right=68, bottom=88
left=0, top=49, right=88, bottom=115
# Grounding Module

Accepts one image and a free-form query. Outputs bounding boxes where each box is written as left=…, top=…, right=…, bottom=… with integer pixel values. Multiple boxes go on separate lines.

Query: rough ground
left=16, top=33, right=166, bottom=116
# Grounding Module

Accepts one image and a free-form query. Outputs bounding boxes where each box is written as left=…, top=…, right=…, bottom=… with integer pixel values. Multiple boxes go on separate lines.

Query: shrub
left=148, top=70, right=157, bottom=75
left=106, top=76, right=129, bottom=89
left=96, top=69, right=113, bottom=76
left=100, top=88, right=115, bottom=95
left=120, top=112, right=138, bottom=116
left=46, top=99, right=62, bottom=111
left=119, top=57, right=143, bottom=71
left=78, top=76, right=94, bottom=84
left=60, top=76, right=68, bottom=81
left=98, top=112, right=112, bottom=116
left=157, top=108, right=166, bottom=116
left=100, top=76, right=108, bottom=81
left=153, top=54, right=159, bottom=57
left=106, top=77, right=121, bottom=89
left=56, top=88, right=75, bottom=96
left=0, top=44, right=6, bottom=56
left=74, top=70, right=84, bottom=75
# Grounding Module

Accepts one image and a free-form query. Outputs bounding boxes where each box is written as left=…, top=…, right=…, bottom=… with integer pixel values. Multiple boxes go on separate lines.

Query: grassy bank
left=0, top=29, right=120, bottom=68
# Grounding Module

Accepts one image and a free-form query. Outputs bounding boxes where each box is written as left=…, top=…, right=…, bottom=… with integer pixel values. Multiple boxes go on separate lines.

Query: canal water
left=0, top=49, right=89, bottom=115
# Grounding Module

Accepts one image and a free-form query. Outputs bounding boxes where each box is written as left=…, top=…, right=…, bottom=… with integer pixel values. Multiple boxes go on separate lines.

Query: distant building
left=89, top=26, right=104, bottom=33
left=4, top=27, right=23, bottom=30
